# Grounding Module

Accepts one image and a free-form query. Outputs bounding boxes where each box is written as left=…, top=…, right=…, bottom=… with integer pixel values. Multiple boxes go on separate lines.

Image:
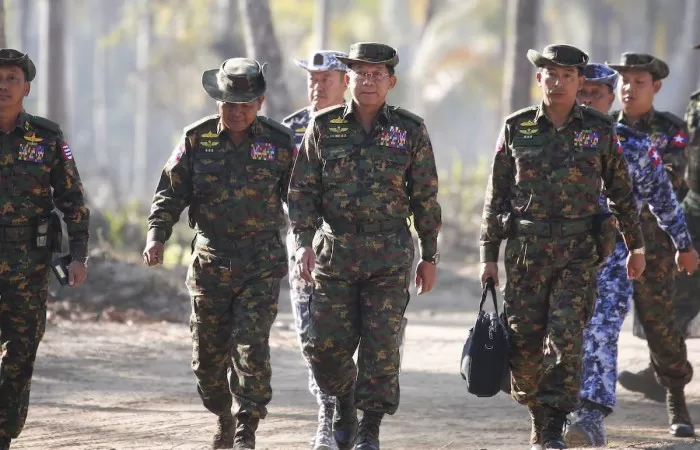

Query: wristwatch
left=631, top=247, right=645, bottom=255
left=423, top=253, right=440, bottom=265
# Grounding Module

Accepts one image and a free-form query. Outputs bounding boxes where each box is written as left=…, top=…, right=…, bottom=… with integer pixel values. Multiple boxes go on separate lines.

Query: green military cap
left=201, top=57, right=266, bottom=103
left=337, top=42, right=399, bottom=68
left=605, top=52, right=669, bottom=80
left=526, top=44, right=589, bottom=69
left=0, top=48, right=36, bottom=82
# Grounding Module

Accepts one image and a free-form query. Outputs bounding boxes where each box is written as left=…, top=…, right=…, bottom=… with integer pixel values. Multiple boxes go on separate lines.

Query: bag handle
left=479, top=277, right=499, bottom=314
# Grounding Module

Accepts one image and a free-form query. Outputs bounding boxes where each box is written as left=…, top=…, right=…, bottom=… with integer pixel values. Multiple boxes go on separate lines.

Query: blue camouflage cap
left=293, top=50, right=348, bottom=72
left=583, top=63, right=618, bottom=90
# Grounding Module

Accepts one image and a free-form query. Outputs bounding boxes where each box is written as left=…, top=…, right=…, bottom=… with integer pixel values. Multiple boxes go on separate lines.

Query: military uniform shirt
left=0, top=112, right=89, bottom=258
left=288, top=102, right=441, bottom=258
left=602, top=123, right=692, bottom=251
left=282, top=106, right=312, bottom=156
left=147, top=115, right=295, bottom=243
left=614, top=109, right=689, bottom=193
left=480, top=103, right=643, bottom=262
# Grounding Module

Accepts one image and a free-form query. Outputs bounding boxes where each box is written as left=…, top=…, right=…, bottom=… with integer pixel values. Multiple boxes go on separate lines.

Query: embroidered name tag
left=251, top=141, right=277, bottom=161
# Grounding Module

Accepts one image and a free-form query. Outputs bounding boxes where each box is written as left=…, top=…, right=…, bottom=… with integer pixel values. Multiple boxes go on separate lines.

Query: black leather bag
left=460, top=278, right=511, bottom=397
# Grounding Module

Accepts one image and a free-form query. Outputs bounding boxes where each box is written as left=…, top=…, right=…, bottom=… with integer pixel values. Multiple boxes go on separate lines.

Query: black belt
left=195, top=230, right=280, bottom=250
left=322, top=218, right=408, bottom=234
left=515, top=218, right=593, bottom=238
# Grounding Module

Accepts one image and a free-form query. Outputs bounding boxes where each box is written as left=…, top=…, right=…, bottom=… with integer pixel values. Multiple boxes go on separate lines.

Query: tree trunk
left=314, top=0, right=329, bottom=50
left=92, top=0, right=109, bottom=169
left=670, top=0, right=700, bottom=114
left=502, top=0, right=540, bottom=115
left=238, top=0, right=292, bottom=120
left=588, top=0, right=613, bottom=63
left=37, top=0, right=67, bottom=124
left=0, top=0, right=7, bottom=47
left=211, top=0, right=245, bottom=60
left=132, top=0, right=151, bottom=200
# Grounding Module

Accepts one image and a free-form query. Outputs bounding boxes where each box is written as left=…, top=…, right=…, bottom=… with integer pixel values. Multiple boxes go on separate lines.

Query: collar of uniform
left=216, top=116, right=263, bottom=138
left=14, top=111, right=29, bottom=133
left=342, top=101, right=391, bottom=125
left=532, top=101, right=584, bottom=125
left=618, top=107, right=655, bottom=128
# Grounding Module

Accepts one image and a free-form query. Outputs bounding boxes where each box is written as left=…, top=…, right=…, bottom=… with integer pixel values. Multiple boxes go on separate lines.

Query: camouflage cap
left=337, top=42, right=399, bottom=68
left=605, top=52, right=669, bottom=80
left=527, top=44, right=589, bottom=69
left=583, top=63, right=618, bottom=90
left=201, top=57, right=266, bottom=103
left=293, top=50, right=348, bottom=72
left=0, top=48, right=36, bottom=82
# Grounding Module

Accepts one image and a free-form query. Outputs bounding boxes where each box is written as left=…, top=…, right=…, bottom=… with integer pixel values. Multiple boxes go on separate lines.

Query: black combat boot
left=0, top=437, right=10, bottom=450
left=528, top=405, right=545, bottom=450
left=212, top=412, right=235, bottom=449
left=541, top=406, right=567, bottom=449
left=333, top=392, right=358, bottom=450
left=617, top=364, right=665, bottom=402
left=355, top=411, right=382, bottom=450
left=667, top=388, right=695, bottom=437
left=233, top=414, right=259, bottom=449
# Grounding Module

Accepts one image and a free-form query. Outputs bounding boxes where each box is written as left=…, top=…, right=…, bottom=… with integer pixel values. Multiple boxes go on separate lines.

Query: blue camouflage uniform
left=282, top=50, right=347, bottom=411
left=581, top=123, right=692, bottom=411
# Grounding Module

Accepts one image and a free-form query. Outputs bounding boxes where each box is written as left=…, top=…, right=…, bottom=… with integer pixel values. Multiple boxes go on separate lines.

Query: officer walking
left=0, top=49, right=90, bottom=450
left=479, top=45, right=645, bottom=450
left=565, top=63, right=698, bottom=447
left=289, top=42, right=441, bottom=450
left=143, top=58, right=295, bottom=450
left=606, top=53, right=696, bottom=437
left=282, top=49, right=348, bottom=450
left=677, top=43, right=700, bottom=340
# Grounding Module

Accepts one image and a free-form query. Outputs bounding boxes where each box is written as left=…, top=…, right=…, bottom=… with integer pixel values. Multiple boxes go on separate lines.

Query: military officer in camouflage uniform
left=604, top=53, right=696, bottom=437
left=282, top=49, right=347, bottom=450
left=289, top=42, right=441, bottom=450
left=565, top=63, right=698, bottom=447
left=480, top=45, right=645, bottom=450
left=676, top=42, right=700, bottom=341
left=0, top=49, right=90, bottom=450
left=143, top=58, right=294, bottom=450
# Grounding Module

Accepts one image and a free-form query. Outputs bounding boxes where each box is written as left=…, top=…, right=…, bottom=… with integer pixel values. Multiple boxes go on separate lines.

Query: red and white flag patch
left=61, top=142, right=73, bottom=160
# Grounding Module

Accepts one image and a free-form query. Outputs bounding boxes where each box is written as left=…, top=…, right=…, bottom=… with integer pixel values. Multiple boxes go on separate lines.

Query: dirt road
left=12, top=264, right=700, bottom=449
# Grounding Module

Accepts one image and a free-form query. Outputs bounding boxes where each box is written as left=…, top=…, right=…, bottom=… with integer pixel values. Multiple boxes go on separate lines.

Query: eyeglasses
left=349, top=71, right=391, bottom=82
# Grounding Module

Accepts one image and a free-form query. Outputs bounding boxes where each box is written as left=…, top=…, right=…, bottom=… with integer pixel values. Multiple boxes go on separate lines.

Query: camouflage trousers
left=284, top=231, right=334, bottom=407
left=630, top=209, right=693, bottom=388
left=504, top=233, right=598, bottom=413
left=304, top=226, right=413, bottom=415
left=186, top=235, right=287, bottom=419
left=0, top=245, right=51, bottom=439
left=580, top=241, right=630, bottom=411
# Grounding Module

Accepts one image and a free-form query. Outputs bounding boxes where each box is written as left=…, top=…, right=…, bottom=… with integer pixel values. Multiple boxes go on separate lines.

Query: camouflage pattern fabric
left=147, top=115, right=294, bottom=419
left=281, top=109, right=333, bottom=407
left=282, top=106, right=312, bottom=155
left=147, top=116, right=295, bottom=244
left=677, top=91, right=700, bottom=336
left=481, top=103, right=643, bottom=413
left=187, top=238, right=286, bottom=419
left=614, top=110, right=693, bottom=388
left=581, top=125, right=691, bottom=410
left=0, top=113, right=89, bottom=439
left=288, top=102, right=441, bottom=415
